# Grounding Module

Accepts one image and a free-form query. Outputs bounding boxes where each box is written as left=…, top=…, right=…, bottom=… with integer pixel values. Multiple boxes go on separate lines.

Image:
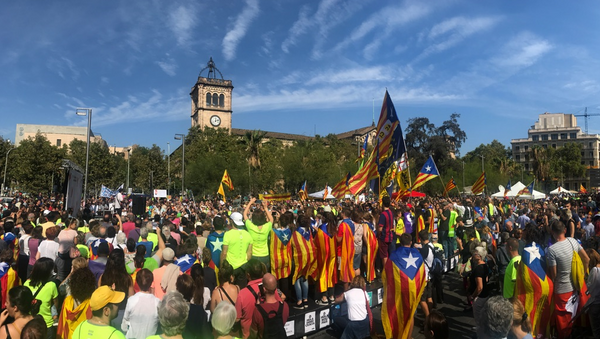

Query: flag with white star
left=0, top=262, right=19, bottom=309
left=270, top=229, right=292, bottom=280
left=411, top=156, right=439, bottom=191
left=515, top=242, right=553, bottom=338
left=382, top=246, right=426, bottom=339
left=206, top=231, right=225, bottom=269
left=175, top=254, right=199, bottom=274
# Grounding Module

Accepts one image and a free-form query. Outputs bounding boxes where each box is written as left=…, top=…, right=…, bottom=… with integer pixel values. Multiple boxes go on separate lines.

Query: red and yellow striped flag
left=348, top=144, right=379, bottom=195
left=471, top=172, right=486, bottom=195
left=382, top=246, right=427, bottom=339
left=443, top=178, right=457, bottom=195
left=314, top=228, right=336, bottom=292
left=0, top=264, right=19, bottom=308
left=221, top=170, right=234, bottom=191
left=337, top=220, right=355, bottom=283
left=259, top=193, right=292, bottom=202
left=291, top=231, right=316, bottom=283
left=331, top=173, right=351, bottom=199
left=363, top=225, right=378, bottom=283
left=580, top=184, right=588, bottom=194
left=269, top=229, right=292, bottom=280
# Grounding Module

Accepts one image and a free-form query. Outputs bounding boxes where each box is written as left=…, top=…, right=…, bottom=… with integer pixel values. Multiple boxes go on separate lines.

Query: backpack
left=255, top=302, right=287, bottom=339
left=426, top=244, right=444, bottom=279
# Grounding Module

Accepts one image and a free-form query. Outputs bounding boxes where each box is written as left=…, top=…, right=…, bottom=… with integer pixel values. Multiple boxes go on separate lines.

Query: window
left=552, top=144, right=557, bottom=149
left=561, top=133, right=567, bottom=139
left=213, top=93, right=218, bottom=106
left=565, top=183, right=570, bottom=190
left=541, top=134, right=548, bottom=141
left=551, top=134, right=558, bottom=140
left=582, top=152, right=585, bottom=157
left=515, top=146, right=520, bottom=152
left=590, top=152, right=594, bottom=157
left=590, top=142, right=593, bottom=148
left=591, top=161, right=595, bottom=166
left=525, top=163, right=529, bottom=170
left=543, top=144, right=547, bottom=149
left=525, top=154, right=529, bottom=161
left=206, top=93, right=212, bottom=106
left=532, top=135, right=539, bottom=141
left=582, top=161, right=585, bottom=165
left=524, top=145, right=529, bottom=151
left=570, top=132, right=577, bottom=139
left=516, top=155, right=520, bottom=161
left=56, top=139, right=61, bottom=147
left=219, top=94, right=224, bottom=107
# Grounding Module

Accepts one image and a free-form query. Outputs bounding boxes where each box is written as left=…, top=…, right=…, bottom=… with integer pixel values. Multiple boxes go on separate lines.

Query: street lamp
left=479, top=154, right=485, bottom=172
left=126, top=148, right=131, bottom=191
left=174, top=134, right=186, bottom=196
left=76, top=108, right=92, bottom=199
left=2, top=140, right=15, bottom=195
left=167, top=142, right=170, bottom=196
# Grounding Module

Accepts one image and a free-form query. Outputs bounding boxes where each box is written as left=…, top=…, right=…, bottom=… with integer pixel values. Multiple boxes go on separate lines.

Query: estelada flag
left=206, top=231, right=224, bottom=269
left=175, top=254, right=200, bottom=274
left=337, top=220, right=355, bottom=283
left=363, top=225, right=379, bottom=283
left=580, top=184, right=588, bottom=194
left=0, top=262, right=19, bottom=308
left=298, top=181, right=308, bottom=200
left=323, top=184, right=329, bottom=200
left=290, top=230, right=316, bottom=283
left=518, top=181, right=534, bottom=196
left=504, top=180, right=512, bottom=197
left=56, top=295, right=92, bottom=339
left=515, top=242, right=553, bottom=339
left=221, top=170, right=234, bottom=191
left=382, top=246, right=427, bottom=339
left=471, top=172, right=487, bottom=195
left=314, top=227, right=336, bottom=292
left=411, top=156, right=439, bottom=191
left=270, top=229, right=292, bottom=280
left=443, top=178, right=456, bottom=195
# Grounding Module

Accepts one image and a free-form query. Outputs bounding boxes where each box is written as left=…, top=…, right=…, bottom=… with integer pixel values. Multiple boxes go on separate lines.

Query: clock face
left=210, top=115, right=221, bottom=127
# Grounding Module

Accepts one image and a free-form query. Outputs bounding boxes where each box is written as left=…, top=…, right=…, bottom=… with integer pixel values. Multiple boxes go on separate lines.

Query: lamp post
left=76, top=108, right=92, bottom=199
left=167, top=142, right=170, bottom=196
left=174, top=134, right=186, bottom=196
left=461, top=160, right=465, bottom=193
left=479, top=155, right=485, bottom=172
left=126, top=148, right=131, bottom=191
left=2, top=140, right=14, bottom=195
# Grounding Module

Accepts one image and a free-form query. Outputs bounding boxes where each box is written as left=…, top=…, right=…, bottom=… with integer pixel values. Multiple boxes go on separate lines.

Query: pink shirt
left=236, top=279, right=282, bottom=339
left=57, top=229, right=77, bottom=254
left=123, top=222, right=135, bottom=238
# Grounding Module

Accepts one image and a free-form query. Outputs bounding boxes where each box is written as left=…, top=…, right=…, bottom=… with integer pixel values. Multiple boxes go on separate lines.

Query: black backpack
left=255, top=302, right=287, bottom=339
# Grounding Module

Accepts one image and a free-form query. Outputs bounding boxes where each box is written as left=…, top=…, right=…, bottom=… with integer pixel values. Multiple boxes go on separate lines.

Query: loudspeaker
left=132, top=195, right=145, bottom=216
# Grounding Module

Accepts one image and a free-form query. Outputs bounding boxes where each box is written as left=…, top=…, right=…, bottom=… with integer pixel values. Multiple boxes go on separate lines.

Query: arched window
left=213, top=93, right=218, bottom=106
left=219, top=94, right=224, bottom=107
left=206, top=93, right=211, bottom=106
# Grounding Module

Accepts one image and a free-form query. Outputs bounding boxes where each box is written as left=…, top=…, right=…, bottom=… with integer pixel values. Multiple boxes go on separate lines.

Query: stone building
left=15, top=124, right=106, bottom=148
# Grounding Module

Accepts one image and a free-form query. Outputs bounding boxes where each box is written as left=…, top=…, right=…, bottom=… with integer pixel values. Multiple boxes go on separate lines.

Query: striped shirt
left=378, top=209, right=394, bottom=243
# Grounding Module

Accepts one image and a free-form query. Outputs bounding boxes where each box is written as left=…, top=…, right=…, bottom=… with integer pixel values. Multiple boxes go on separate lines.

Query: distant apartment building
left=511, top=113, right=600, bottom=190
left=15, top=124, right=106, bottom=148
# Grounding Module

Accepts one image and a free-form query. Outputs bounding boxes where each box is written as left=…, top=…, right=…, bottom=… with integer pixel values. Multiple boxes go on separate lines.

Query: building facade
left=511, top=112, right=600, bottom=190
left=15, top=124, right=106, bottom=148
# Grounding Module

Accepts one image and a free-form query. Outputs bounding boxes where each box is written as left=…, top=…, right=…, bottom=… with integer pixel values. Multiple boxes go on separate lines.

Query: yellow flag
left=217, top=183, right=225, bottom=198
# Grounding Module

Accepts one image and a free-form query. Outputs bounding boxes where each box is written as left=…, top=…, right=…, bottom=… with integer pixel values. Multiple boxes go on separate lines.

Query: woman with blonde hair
left=510, top=299, right=533, bottom=339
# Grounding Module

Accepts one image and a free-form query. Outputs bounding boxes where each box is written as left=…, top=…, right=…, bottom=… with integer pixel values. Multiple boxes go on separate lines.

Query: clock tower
left=190, top=57, right=233, bottom=131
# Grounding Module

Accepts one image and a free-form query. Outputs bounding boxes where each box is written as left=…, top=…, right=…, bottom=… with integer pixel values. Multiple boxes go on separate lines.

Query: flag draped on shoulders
left=175, top=254, right=199, bottom=274
left=314, top=227, right=336, bottom=292
left=206, top=231, right=224, bottom=269
left=363, top=225, right=378, bottom=283
left=290, top=230, right=316, bottom=283
left=337, top=220, right=355, bottom=283
left=411, top=156, right=439, bottom=191
left=270, top=229, right=292, bottom=280
left=57, top=295, right=92, bottom=339
left=515, top=242, right=553, bottom=339
left=0, top=262, right=19, bottom=308
left=471, top=172, right=486, bottom=195
left=382, top=246, right=427, bottom=339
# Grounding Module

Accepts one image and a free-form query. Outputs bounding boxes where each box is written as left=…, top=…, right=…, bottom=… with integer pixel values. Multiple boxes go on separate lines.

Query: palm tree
left=241, top=130, right=267, bottom=169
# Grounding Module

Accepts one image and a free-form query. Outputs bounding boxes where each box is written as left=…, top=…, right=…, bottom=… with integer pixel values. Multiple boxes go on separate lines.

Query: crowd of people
left=0, top=191, right=600, bottom=339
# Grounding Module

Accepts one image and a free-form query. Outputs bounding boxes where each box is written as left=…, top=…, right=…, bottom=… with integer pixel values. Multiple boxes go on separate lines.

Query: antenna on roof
left=372, top=98, right=375, bottom=126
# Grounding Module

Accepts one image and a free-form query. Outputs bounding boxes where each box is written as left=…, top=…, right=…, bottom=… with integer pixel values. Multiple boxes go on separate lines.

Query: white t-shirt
left=38, top=240, right=59, bottom=261
left=19, top=234, right=31, bottom=256
left=344, top=288, right=368, bottom=321
left=121, top=292, right=160, bottom=339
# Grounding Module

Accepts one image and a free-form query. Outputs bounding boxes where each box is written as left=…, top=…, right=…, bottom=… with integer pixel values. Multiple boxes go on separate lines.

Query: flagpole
left=431, top=156, right=447, bottom=198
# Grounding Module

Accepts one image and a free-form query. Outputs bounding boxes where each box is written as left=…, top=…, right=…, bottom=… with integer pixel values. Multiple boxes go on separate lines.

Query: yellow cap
left=90, top=286, right=125, bottom=311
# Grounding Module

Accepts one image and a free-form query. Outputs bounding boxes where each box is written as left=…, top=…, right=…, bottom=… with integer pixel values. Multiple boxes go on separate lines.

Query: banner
left=65, top=169, right=83, bottom=216
left=259, top=193, right=292, bottom=201
left=153, top=189, right=167, bottom=198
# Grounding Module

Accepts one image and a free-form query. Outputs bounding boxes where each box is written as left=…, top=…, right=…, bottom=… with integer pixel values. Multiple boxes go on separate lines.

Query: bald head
left=262, top=273, right=277, bottom=294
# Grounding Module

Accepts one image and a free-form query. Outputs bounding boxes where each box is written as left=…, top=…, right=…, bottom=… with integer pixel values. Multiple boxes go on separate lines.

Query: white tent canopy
left=549, top=186, right=575, bottom=195
left=308, top=186, right=336, bottom=199
left=491, top=181, right=546, bottom=200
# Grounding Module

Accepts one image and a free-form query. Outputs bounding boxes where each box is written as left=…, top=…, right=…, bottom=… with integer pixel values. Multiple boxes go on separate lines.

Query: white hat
left=230, top=212, right=244, bottom=227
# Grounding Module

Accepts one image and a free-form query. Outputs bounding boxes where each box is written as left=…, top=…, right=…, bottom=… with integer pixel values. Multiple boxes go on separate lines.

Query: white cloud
left=222, top=0, right=260, bottom=61
left=492, top=31, right=552, bottom=68
left=168, top=5, right=198, bottom=46
left=156, top=57, right=178, bottom=76
left=305, top=66, right=390, bottom=85
left=281, top=5, right=312, bottom=53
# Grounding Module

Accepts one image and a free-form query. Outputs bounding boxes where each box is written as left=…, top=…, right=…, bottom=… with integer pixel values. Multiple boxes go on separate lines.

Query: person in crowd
left=503, top=238, right=521, bottom=299
left=24, top=258, right=58, bottom=333
left=331, top=275, right=370, bottom=339
left=122, top=214, right=136, bottom=240
left=39, top=212, right=57, bottom=238
left=56, top=219, right=78, bottom=281
left=98, top=249, right=134, bottom=328
left=17, top=222, right=33, bottom=283
left=137, top=228, right=153, bottom=258
left=121, top=269, right=160, bottom=339
left=424, top=310, right=449, bottom=339
left=352, top=209, right=364, bottom=278
left=586, top=248, right=600, bottom=338
left=57, top=267, right=95, bottom=339
left=212, top=301, right=237, bottom=339
left=469, top=246, right=490, bottom=338
left=221, top=212, right=253, bottom=288
left=416, top=230, right=434, bottom=320
left=479, top=296, right=514, bottom=339
left=21, top=316, right=47, bottom=339
left=336, top=208, right=356, bottom=290
left=88, top=242, right=110, bottom=284
left=509, top=299, right=533, bottom=339
left=190, top=263, right=211, bottom=309
left=251, top=273, right=288, bottom=339
left=145, top=291, right=189, bottom=339
left=0, top=286, right=34, bottom=339
left=176, top=274, right=211, bottom=339
left=377, top=197, right=394, bottom=267
left=206, top=216, right=226, bottom=271
left=58, top=258, right=87, bottom=299
left=210, top=261, right=239, bottom=312
left=235, top=259, right=268, bottom=339
left=152, top=247, right=181, bottom=300
left=243, top=198, right=273, bottom=272
left=37, top=226, right=59, bottom=262
left=72, top=285, right=126, bottom=339
left=27, top=227, right=43, bottom=277
left=201, top=247, right=217, bottom=293
left=547, top=220, right=590, bottom=338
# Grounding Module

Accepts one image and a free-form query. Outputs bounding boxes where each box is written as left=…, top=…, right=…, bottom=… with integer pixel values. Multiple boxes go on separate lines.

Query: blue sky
left=2, top=1, right=600, bottom=155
